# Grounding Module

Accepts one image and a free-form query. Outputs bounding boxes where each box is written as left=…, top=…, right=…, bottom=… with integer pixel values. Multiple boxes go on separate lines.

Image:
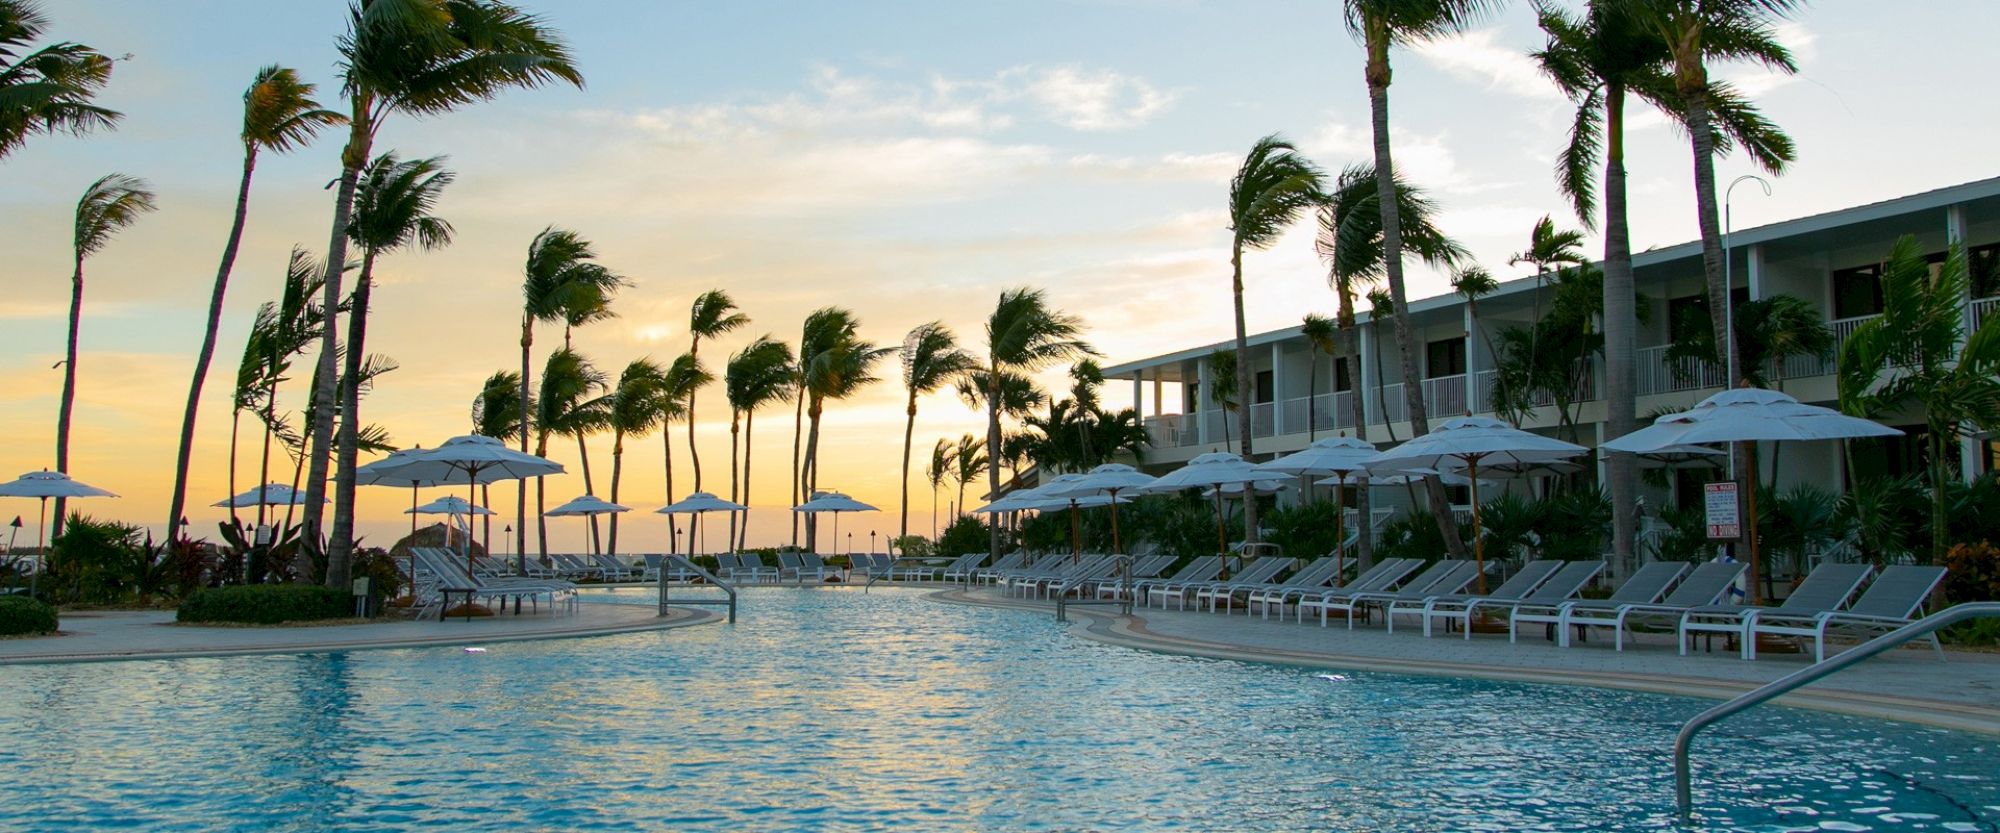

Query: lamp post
left=1724, top=174, right=1772, bottom=489
left=503, top=525, right=512, bottom=558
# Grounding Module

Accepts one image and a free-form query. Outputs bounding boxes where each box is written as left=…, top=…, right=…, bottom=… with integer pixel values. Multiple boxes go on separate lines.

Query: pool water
left=0, top=588, right=1993, bottom=832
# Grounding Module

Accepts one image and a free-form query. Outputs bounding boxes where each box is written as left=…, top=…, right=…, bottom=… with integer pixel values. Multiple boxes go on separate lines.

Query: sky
left=5, top=0, right=1998, bottom=554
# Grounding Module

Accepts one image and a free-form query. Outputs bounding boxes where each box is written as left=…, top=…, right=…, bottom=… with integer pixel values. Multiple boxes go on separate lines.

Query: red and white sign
left=1705, top=482, right=1741, bottom=539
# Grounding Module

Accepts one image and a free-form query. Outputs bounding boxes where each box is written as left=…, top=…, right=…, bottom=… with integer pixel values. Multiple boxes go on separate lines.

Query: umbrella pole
left=1068, top=501, right=1079, bottom=562
left=1332, top=473, right=1346, bottom=583
left=31, top=497, right=46, bottom=598
left=1214, top=490, right=1229, bottom=580
left=1109, top=492, right=1122, bottom=555
left=1469, top=457, right=1487, bottom=595
left=1744, top=441, right=1762, bottom=605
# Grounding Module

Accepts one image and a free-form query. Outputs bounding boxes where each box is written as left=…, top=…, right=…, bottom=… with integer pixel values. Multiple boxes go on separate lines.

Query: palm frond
left=73, top=173, right=156, bottom=258
left=242, top=64, right=346, bottom=153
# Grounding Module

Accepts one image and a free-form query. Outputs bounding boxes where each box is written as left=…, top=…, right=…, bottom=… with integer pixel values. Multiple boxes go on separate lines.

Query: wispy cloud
left=1414, top=27, right=1563, bottom=102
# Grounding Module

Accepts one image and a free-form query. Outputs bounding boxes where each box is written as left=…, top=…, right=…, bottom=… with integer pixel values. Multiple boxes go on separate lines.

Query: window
left=1185, top=382, right=1200, bottom=412
left=1255, top=370, right=1274, bottom=404
left=1333, top=360, right=1353, bottom=392
left=1668, top=289, right=1752, bottom=342
left=1832, top=263, right=1884, bottom=320
left=1971, top=242, right=2000, bottom=299
left=1425, top=338, right=1466, bottom=378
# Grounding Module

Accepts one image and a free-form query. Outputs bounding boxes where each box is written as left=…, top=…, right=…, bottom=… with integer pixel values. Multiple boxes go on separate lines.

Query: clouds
left=1413, top=27, right=1563, bottom=103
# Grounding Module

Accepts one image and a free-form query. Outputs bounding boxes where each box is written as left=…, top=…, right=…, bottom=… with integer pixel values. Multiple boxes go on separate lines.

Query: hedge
left=177, top=584, right=353, bottom=625
left=0, top=596, right=58, bottom=636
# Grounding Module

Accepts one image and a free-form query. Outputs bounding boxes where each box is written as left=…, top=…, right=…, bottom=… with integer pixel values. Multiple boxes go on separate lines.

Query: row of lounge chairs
left=409, top=547, right=577, bottom=618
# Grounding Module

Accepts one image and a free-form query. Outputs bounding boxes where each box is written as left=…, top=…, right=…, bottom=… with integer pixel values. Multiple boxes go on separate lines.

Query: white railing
left=1637, top=345, right=1726, bottom=396
left=1278, top=392, right=1355, bottom=436
left=1371, top=383, right=1408, bottom=425
left=1202, top=410, right=1230, bottom=445
left=1473, top=370, right=1498, bottom=414
left=1422, top=373, right=1468, bottom=419
left=1250, top=402, right=1275, bottom=439
left=1143, top=414, right=1186, bottom=449
left=1974, top=296, right=1999, bottom=329
left=1771, top=351, right=1833, bottom=381
left=1829, top=313, right=1880, bottom=356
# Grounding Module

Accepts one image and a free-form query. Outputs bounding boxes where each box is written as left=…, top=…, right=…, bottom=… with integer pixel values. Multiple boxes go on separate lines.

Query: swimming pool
left=0, top=587, right=1993, bottom=832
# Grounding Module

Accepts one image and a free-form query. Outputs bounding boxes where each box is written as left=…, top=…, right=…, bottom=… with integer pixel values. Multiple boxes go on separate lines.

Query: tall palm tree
left=977, top=288, right=1094, bottom=557
left=686, top=290, right=748, bottom=528
left=517, top=227, right=625, bottom=559
left=898, top=322, right=975, bottom=540
left=0, top=0, right=119, bottom=160
left=801, top=330, right=893, bottom=552
left=1619, top=0, right=1800, bottom=381
left=926, top=437, right=951, bottom=537
left=471, top=369, right=524, bottom=558
left=604, top=359, right=666, bottom=557
left=534, top=348, right=607, bottom=558
left=1206, top=349, right=1240, bottom=452
left=952, top=433, right=988, bottom=519
left=660, top=352, right=708, bottom=553
left=1301, top=313, right=1338, bottom=441
left=328, top=152, right=454, bottom=581
left=54, top=173, right=154, bottom=537
left=304, top=0, right=581, bottom=583
left=1366, top=289, right=1402, bottom=446
left=725, top=337, right=794, bottom=551
left=1343, top=0, right=1497, bottom=556
left=1226, top=135, right=1323, bottom=539
left=792, top=307, right=859, bottom=547
left=165, top=67, right=344, bottom=541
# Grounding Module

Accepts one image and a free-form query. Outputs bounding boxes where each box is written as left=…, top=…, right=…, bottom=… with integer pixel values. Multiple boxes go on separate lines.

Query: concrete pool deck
left=935, top=587, right=2000, bottom=735
left=0, top=599, right=718, bottom=665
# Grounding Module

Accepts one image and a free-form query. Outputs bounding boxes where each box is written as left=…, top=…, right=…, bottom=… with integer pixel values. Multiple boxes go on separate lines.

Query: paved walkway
left=0, top=601, right=717, bottom=665
left=938, top=588, right=2000, bottom=734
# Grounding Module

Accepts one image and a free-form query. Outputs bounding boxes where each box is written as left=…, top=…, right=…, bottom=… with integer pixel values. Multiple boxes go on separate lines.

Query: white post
left=1270, top=341, right=1286, bottom=437
left=1358, top=320, right=1377, bottom=429
left=1196, top=358, right=1213, bottom=445
left=1948, top=203, right=1981, bottom=482
left=1462, top=305, right=1478, bottom=418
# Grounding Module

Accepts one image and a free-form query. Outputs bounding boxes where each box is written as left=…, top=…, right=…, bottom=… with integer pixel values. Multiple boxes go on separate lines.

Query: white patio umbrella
left=546, top=495, right=629, bottom=557
left=213, top=482, right=320, bottom=508
left=1603, top=387, right=1900, bottom=602
left=1326, top=467, right=1499, bottom=489
left=658, top=492, right=747, bottom=555
left=377, top=435, right=563, bottom=573
left=1634, top=444, right=1726, bottom=469
left=1015, top=473, right=1099, bottom=560
left=0, top=470, right=116, bottom=595
left=792, top=491, right=878, bottom=555
left=1257, top=435, right=1379, bottom=579
left=1364, top=417, right=1589, bottom=591
left=1144, top=452, right=1273, bottom=574
left=1045, top=463, right=1156, bottom=554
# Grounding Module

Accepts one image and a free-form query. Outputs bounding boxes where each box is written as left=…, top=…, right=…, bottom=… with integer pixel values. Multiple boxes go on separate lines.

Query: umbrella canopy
left=408, top=496, right=494, bottom=516
left=1015, top=493, right=1132, bottom=512
left=657, top=492, right=748, bottom=514
left=1322, top=468, right=1499, bottom=488
left=1144, top=452, right=1271, bottom=491
left=212, top=483, right=320, bottom=508
left=971, top=493, right=1039, bottom=514
left=1046, top=464, right=1155, bottom=499
left=1203, top=479, right=1291, bottom=497
left=1254, top=436, right=1378, bottom=476
left=1634, top=444, right=1727, bottom=469
left=793, top=492, right=879, bottom=513
left=1602, top=388, right=1901, bottom=451
left=0, top=470, right=117, bottom=499
left=546, top=494, right=630, bottom=516
left=373, top=435, right=565, bottom=485
left=354, top=448, right=453, bottom=488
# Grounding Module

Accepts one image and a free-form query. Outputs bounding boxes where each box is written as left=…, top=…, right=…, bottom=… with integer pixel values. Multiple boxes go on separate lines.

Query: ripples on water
left=0, top=588, right=1993, bottom=832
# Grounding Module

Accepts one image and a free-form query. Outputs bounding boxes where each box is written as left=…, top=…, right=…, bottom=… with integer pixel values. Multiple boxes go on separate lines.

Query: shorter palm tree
left=55, top=173, right=154, bottom=537
left=899, top=322, right=974, bottom=540
left=472, top=370, right=526, bottom=556
left=605, top=359, right=667, bottom=556
left=535, top=348, right=609, bottom=557
left=952, top=434, right=988, bottom=518
left=660, top=353, right=709, bottom=553
left=688, top=289, right=749, bottom=506
left=518, top=227, right=626, bottom=557
left=977, top=288, right=1094, bottom=556
left=1301, top=313, right=1338, bottom=439
left=725, top=337, right=794, bottom=551
left=926, top=437, right=951, bottom=539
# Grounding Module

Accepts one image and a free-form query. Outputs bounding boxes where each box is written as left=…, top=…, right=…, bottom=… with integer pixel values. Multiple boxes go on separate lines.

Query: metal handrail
left=1673, top=601, right=2000, bottom=822
left=659, top=556, right=736, bottom=623
left=1056, top=554, right=1133, bottom=621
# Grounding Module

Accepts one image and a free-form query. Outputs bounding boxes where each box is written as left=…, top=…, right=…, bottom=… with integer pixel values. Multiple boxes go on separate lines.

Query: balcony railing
left=1143, top=414, right=1187, bottom=449
left=1975, top=296, right=1999, bottom=329
left=1422, top=373, right=1468, bottom=419
left=1279, top=391, right=1356, bottom=434
left=1637, top=345, right=1726, bottom=396
left=1250, top=402, right=1275, bottom=439
left=1371, top=383, right=1408, bottom=425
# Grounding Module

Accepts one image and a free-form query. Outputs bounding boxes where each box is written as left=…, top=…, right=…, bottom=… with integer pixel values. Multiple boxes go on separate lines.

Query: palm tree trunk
left=1229, top=244, right=1260, bottom=543
left=804, top=401, right=824, bottom=552
left=1340, top=306, right=1375, bottom=570
left=576, top=433, right=600, bottom=555
left=608, top=431, right=624, bottom=557
left=227, top=407, right=242, bottom=530
left=790, top=390, right=805, bottom=548
left=285, top=442, right=305, bottom=543
left=536, top=432, right=550, bottom=559
left=688, top=340, right=703, bottom=550
left=481, top=484, right=491, bottom=556
left=1307, top=350, right=1319, bottom=443
left=1370, top=319, right=1398, bottom=444
left=1365, top=37, right=1464, bottom=558
left=662, top=427, right=677, bottom=554
left=900, top=396, right=917, bottom=541
left=1602, top=82, right=1640, bottom=578
left=303, top=109, right=372, bottom=555
left=728, top=413, right=740, bottom=552
left=328, top=249, right=377, bottom=589
left=257, top=372, right=278, bottom=532
left=1684, top=87, right=1740, bottom=382
left=986, top=371, right=1003, bottom=561
left=169, top=148, right=259, bottom=542
left=741, top=409, right=756, bottom=551
left=53, top=256, right=85, bottom=540
left=518, top=315, right=532, bottom=572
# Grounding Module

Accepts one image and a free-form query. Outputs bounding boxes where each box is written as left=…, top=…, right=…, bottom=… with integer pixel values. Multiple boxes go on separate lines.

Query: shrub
left=1377, top=510, right=1463, bottom=563
left=892, top=536, right=933, bottom=558
left=1264, top=500, right=1342, bottom=559
left=937, top=516, right=994, bottom=557
left=1535, top=488, right=1611, bottom=561
left=0, top=596, right=58, bottom=635
left=352, top=547, right=403, bottom=606
left=1943, top=541, right=2000, bottom=605
left=177, top=584, right=353, bottom=625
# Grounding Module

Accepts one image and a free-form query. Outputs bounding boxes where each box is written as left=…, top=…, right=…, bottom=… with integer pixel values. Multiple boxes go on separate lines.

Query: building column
left=1463, top=306, right=1479, bottom=418
left=1196, top=359, right=1212, bottom=445
left=1746, top=243, right=1764, bottom=300
left=1131, top=372, right=1143, bottom=418
left=1270, top=342, right=1286, bottom=437
left=1948, top=203, right=1981, bottom=482
left=1357, top=322, right=1376, bottom=439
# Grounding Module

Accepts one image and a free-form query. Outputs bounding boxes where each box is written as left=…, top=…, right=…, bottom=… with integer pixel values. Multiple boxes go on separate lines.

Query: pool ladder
left=1672, top=601, right=2000, bottom=823
left=657, top=556, right=737, bottom=623
left=1054, top=555, right=1135, bottom=622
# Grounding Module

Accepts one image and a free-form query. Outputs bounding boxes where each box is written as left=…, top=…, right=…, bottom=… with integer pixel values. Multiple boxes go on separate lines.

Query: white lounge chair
left=1741, top=564, right=1949, bottom=662
left=1300, top=559, right=1472, bottom=628
left=1418, top=559, right=1602, bottom=638
left=1386, top=559, right=1562, bottom=636
left=1508, top=561, right=1690, bottom=646
left=1678, top=562, right=1875, bottom=658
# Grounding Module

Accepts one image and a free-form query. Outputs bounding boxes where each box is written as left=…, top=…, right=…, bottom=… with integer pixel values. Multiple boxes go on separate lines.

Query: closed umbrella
left=792, top=491, right=878, bottom=556
left=0, top=470, right=116, bottom=596
left=1144, top=452, right=1272, bottom=577
left=1364, top=417, right=1589, bottom=592
left=1259, top=436, right=1378, bottom=580
left=1604, top=388, right=1900, bottom=602
left=1045, top=464, right=1155, bottom=555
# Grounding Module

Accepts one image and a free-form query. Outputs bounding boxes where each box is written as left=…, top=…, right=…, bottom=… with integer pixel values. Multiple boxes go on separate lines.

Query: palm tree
left=1451, top=264, right=1501, bottom=393
left=977, top=288, right=1094, bottom=557
left=165, top=67, right=345, bottom=541
left=328, top=152, right=454, bottom=581
left=926, top=437, right=951, bottom=536
left=1507, top=214, right=1587, bottom=373
left=518, top=227, right=624, bottom=559
left=660, top=352, right=708, bottom=553
left=256, top=250, right=329, bottom=535
left=791, top=308, right=863, bottom=547
left=54, top=173, right=154, bottom=537
left=687, top=290, right=749, bottom=540
left=952, top=433, right=988, bottom=519
left=1226, top=134, right=1323, bottom=538
left=899, top=322, right=975, bottom=540
left=801, top=326, right=893, bottom=552
left=1300, top=313, right=1338, bottom=441
left=1206, top=349, right=1240, bottom=452
left=228, top=306, right=279, bottom=532
left=1619, top=0, right=1800, bottom=380
left=304, top=0, right=581, bottom=581
left=471, top=369, right=524, bottom=557
left=1365, top=290, right=1401, bottom=445
left=0, top=0, right=119, bottom=160
left=605, top=359, right=667, bottom=557
left=725, top=337, right=794, bottom=551
left=1665, top=294, right=1831, bottom=389
left=534, top=348, right=608, bottom=558
left=1839, top=238, right=2000, bottom=566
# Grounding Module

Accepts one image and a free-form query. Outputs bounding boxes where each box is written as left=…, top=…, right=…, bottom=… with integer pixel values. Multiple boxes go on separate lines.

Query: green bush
left=0, top=596, right=58, bottom=635
left=936, top=515, right=995, bottom=557
left=177, top=584, right=353, bottom=625
left=1265, top=499, right=1342, bottom=559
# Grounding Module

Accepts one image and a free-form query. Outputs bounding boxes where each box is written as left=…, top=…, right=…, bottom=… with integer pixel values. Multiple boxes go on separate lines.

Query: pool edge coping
left=929, top=588, right=2000, bottom=736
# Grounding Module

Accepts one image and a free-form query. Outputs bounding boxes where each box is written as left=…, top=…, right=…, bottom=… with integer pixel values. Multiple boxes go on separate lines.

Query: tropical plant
left=1205, top=348, right=1239, bottom=451
left=686, top=290, right=749, bottom=519
left=952, top=433, right=988, bottom=518
left=165, top=66, right=344, bottom=543
left=936, top=515, right=993, bottom=559
left=1537, top=488, right=1614, bottom=561
left=605, top=359, right=667, bottom=557
left=1226, top=134, right=1323, bottom=540
left=975, top=288, right=1094, bottom=558
left=926, top=437, right=952, bottom=536
left=1839, top=238, right=2000, bottom=564
left=1300, top=313, right=1339, bottom=441
left=659, top=352, right=707, bottom=552
left=1833, top=474, right=1923, bottom=568
left=0, top=0, right=119, bottom=160
left=533, top=348, right=608, bottom=557
left=1508, top=214, right=1587, bottom=376
left=1020, top=399, right=1149, bottom=474
left=1366, top=289, right=1400, bottom=443
left=1754, top=483, right=1846, bottom=580
left=517, top=227, right=625, bottom=558
left=305, top=0, right=582, bottom=585
left=251, top=250, right=330, bottom=536
left=1488, top=262, right=1610, bottom=441
left=791, top=308, right=857, bottom=546
left=1264, top=500, right=1345, bottom=563
left=1664, top=294, right=1832, bottom=388
left=327, top=152, right=455, bottom=582
left=725, top=337, right=794, bottom=551
left=471, top=369, right=525, bottom=554
left=1647, top=503, right=1713, bottom=562
left=1451, top=265, right=1500, bottom=395
left=898, top=322, right=974, bottom=540
left=795, top=311, right=892, bottom=552
left=53, top=173, right=154, bottom=538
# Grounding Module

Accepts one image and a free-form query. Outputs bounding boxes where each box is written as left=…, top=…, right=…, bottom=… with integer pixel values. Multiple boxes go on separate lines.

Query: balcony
left=1976, top=296, right=1999, bottom=329
left=1250, top=402, right=1275, bottom=439
left=1143, top=414, right=1187, bottom=448
left=1279, top=391, right=1356, bottom=434
left=1422, top=374, right=1468, bottom=419
left=1637, top=345, right=1726, bottom=396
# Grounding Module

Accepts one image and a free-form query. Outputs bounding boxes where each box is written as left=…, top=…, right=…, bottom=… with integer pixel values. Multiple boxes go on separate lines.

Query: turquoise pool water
left=0, top=588, right=1993, bottom=832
